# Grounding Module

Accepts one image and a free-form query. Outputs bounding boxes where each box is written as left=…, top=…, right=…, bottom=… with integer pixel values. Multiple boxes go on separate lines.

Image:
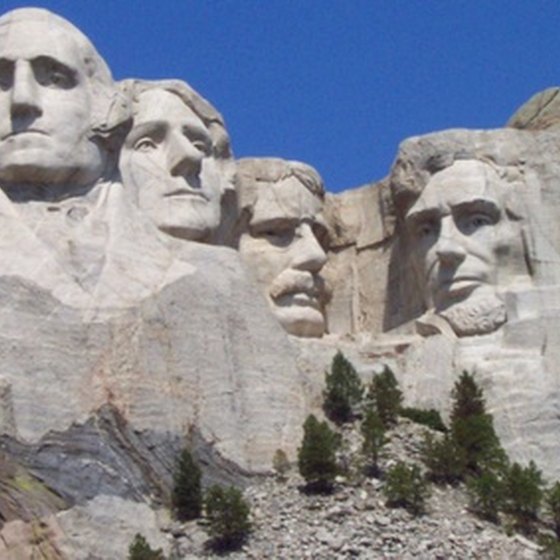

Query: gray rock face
left=0, top=5, right=559, bottom=558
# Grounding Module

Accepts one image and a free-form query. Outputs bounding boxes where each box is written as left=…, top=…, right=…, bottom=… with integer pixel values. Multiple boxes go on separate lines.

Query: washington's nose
left=292, top=224, right=327, bottom=273
left=167, top=132, right=204, bottom=178
left=10, top=60, right=42, bottom=120
left=434, top=218, right=467, bottom=265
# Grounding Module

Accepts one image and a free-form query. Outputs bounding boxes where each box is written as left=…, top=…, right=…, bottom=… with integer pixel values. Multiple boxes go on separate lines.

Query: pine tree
left=204, top=485, right=251, bottom=551
left=323, top=351, right=364, bottom=424
left=449, top=372, right=506, bottom=474
left=297, top=414, right=340, bottom=492
left=422, top=431, right=467, bottom=484
left=503, top=461, right=544, bottom=533
left=360, top=404, right=386, bottom=476
left=466, top=469, right=504, bottom=523
left=172, top=448, right=202, bottom=521
left=546, top=481, right=560, bottom=539
left=450, top=371, right=486, bottom=422
left=367, top=365, right=403, bottom=428
left=128, top=533, right=165, bottom=560
left=383, top=461, right=429, bottom=516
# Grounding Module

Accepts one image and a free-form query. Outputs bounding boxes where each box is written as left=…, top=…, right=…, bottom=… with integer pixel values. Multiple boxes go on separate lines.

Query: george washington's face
left=0, top=17, right=105, bottom=187
left=120, top=89, right=224, bottom=242
left=239, top=176, right=329, bottom=337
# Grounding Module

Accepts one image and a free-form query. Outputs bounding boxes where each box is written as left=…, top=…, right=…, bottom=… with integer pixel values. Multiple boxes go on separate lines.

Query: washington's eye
left=0, top=60, right=13, bottom=91
left=34, top=58, right=77, bottom=89
left=133, top=137, right=157, bottom=152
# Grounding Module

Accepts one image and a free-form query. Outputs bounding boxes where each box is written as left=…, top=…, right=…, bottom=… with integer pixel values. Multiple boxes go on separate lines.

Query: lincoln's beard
left=438, top=293, right=507, bottom=337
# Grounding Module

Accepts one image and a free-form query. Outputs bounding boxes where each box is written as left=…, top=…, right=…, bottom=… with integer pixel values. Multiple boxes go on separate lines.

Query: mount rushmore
left=0, top=6, right=559, bottom=558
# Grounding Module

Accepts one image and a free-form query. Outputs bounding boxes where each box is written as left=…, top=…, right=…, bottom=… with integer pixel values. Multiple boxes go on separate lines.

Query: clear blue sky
left=1, top=0, right=559, bottom=193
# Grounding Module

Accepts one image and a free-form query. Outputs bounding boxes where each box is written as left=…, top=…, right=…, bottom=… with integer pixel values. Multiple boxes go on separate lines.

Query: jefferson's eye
left=133, top=138, right=157, bottom=152
left=192, top=139, right=211, bottom=155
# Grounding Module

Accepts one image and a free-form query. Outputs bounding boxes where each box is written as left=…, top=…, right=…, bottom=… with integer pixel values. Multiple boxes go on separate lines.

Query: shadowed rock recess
left=0, top=6, right=558, bottom=558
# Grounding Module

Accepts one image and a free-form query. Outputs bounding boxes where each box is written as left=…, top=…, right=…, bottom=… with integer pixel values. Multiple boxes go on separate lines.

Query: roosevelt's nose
left=291, top=223, right=327, bottom=273
left=10, top=60, right=42, bottom=120
left=167, top=131, right=204, bottom=178
left=434, top=217, right=467, bottom=265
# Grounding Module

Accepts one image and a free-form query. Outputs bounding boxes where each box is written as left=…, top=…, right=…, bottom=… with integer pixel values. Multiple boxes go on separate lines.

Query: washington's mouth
left=163, top=188, right=208, bottom=201
left=1, top=129, right=48, bottom=141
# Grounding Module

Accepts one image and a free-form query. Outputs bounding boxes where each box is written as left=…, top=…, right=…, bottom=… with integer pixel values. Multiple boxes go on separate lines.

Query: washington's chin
left=273, top=300, right=326, bottom=338
left=0, top=142, right=105, bottom=186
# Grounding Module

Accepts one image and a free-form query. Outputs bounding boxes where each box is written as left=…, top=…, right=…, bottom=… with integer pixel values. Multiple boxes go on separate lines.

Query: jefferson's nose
left=434, top=217, right=467, bottom=265
left=11, top=60, right=42, bottom=120
left=292, top=224, right=327, bottom=273
left=167, top=132, right=204, bottom=178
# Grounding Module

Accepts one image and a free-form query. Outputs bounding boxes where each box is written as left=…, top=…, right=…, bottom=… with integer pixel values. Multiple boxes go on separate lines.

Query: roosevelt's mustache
left=269, top=269, right=329, bottom=301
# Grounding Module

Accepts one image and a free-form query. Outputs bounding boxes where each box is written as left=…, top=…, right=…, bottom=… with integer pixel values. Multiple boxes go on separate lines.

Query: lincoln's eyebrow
left=452, top=198, right=501, bottom=219
left=405, top=207, right=441, bottom=227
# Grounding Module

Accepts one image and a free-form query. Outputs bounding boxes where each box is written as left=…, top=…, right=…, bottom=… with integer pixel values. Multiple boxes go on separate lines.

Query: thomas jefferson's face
left=406, top=160, right=513, bottom=311
left=239, top=176, right=328, bottom=337
left=120, top=89, right=223, bottom=242
left=0, top=18, right=105, bottom=186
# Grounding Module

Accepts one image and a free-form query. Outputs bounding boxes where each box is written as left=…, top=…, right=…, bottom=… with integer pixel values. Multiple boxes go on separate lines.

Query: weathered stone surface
left=0, top=4, right=559, bottom=558
left=508, top=87, right=560, bottom=131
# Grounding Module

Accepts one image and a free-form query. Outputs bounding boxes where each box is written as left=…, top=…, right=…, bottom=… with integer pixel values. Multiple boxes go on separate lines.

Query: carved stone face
left=239, top=176, right=328, bottom=337
left=405, top=160, right=516, bottom=329
left=120, top=89, right=223, bottom=242
left=0, top=18, right=105, bottom=186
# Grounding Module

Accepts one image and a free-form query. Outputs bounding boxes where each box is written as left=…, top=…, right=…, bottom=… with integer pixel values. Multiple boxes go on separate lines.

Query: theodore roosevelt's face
left=0, top=17, right=105, bottom=187
left=239, top=176, right=328, bottom=337
left=120, top=89, right=223, bottom=242
left=405, top=160, right=516, bottom=312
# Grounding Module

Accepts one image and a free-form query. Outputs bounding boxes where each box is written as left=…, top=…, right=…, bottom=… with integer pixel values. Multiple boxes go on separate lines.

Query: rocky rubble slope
left=170, top=420, right=543, bottom=559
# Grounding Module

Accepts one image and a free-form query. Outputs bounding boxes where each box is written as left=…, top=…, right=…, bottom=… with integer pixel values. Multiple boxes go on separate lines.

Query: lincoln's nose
left=434, top=217, right=467, bottom=265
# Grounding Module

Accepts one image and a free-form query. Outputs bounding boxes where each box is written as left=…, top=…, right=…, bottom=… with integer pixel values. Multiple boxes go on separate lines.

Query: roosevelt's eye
left=133, top=137, right=157, bottom=152
left=253, top=226, right=295, bottom=248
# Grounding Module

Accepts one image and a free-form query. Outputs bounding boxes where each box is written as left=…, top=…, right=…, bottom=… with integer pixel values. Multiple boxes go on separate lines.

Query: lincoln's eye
left=133, top=137, right=157, bottom=152
left=415, top=220, right=437, bottom=239
left=461, top=212, right=494, bottom=234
